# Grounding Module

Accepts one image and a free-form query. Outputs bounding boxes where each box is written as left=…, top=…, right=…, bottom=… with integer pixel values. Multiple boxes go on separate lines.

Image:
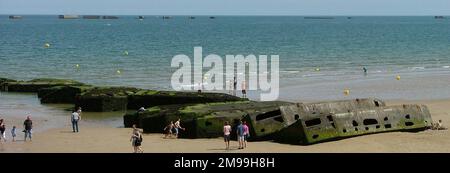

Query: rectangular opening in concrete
left=256, top=110, right=281, bottom=121
left=405, top=122, right=414, bottom=126
left=305, top=118, right=321, bottom=127
left=384, top=124, right=392, bottom=128
left=363, top=119, right=378, bottom=125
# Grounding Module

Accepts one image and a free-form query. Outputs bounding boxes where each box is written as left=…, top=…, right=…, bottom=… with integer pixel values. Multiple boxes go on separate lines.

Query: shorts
left=224, top=135, right=230, bottom=142
left=238, top=135, right=245, bottom=141
left=133, top=140, right=142, bottom=147
left=242, top=90, right=246, bottom=94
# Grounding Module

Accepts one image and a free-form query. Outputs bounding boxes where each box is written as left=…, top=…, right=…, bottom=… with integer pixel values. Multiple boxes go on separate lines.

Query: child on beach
left=11, top=126, right=16, bottom=142
left=223, top=121, right=232, bottom=150
left=163, top=121, right=174, bottom=138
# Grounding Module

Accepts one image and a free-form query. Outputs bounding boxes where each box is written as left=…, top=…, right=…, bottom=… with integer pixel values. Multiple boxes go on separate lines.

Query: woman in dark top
left=0, top=119, right=6, bottom=142
left=23, top=116, right=33, bottom=141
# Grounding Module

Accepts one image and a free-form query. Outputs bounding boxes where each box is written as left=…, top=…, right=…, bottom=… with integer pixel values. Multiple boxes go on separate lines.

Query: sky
left=0, top=0, right=449, bottom=15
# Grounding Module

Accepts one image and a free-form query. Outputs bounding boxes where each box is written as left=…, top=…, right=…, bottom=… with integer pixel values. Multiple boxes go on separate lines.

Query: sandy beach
left=1, top=99, right=448, bottom=153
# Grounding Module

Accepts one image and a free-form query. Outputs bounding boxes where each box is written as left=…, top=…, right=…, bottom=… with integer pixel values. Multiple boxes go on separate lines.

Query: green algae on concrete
left=38, top=85, right=94, bottom=104
left=127, top=91, right=248, bottom=110
left=74, top=87, right=140, bottom=112
left=1, top=78, right=85, bottom=92
left=134, top=101, right=292, bottom=139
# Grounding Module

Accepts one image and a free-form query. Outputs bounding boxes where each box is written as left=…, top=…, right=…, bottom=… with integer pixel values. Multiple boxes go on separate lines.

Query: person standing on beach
left=236, top=120, right=245, bottom=149
left=241, top=80, right=247, bottom=98
left=223, top=121, right=232, bottom=150
left=228, top=80, right=233, bottom=95
left=242, top=121, right=250, bottom=148
left=0, top=119, right=6, bottom=142
left=23, top=116, right=33, bottom=141
left=71, top=110, right=81, bottom=133
left=11, top=126, right=16, bottom=142
left=233, top=77, right=237, bottom=96
left=130, top=124, right=143, bottom=153
left=174, top=118, right=185, bottom=138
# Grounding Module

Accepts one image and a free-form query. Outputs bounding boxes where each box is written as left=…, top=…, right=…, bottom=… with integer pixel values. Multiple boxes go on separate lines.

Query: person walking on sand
left=174, top=118, right=185, bottom=138
left=236, top=120, right=245, bottom=149
left=130, top=124, right=143, bottom=153
left=163, top=121, right=174, bottom=138
left=71, top=110, right=81, bottom=133
left=11, top=126, right=16, bottom=142
left=23, top=116, right=33, bottom=141
left=0, top=119, right=6, bottom=142
left=242, top=121, right=250, bottom=148
left=223, top=121, right=232, bottom=150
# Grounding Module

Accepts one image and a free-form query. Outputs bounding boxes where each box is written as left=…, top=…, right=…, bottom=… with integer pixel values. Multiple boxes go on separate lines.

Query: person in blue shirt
left=236, top=120, right=245, bottom=149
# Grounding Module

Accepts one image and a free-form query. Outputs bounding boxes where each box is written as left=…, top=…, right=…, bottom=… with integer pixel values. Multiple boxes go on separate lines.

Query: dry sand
left=0, top=99, right=449, bottom=153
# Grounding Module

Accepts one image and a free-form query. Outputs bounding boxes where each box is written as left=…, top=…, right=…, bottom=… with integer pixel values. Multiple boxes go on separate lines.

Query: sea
left=1, top=15, right=450, bottom=102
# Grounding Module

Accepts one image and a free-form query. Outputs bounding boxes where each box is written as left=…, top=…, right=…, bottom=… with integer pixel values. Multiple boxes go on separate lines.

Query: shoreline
left=1, top=98, right=449, bottom=153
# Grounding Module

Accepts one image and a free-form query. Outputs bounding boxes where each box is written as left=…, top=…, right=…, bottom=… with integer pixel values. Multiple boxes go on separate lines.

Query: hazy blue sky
left=0, top=0, right=449, bottom=15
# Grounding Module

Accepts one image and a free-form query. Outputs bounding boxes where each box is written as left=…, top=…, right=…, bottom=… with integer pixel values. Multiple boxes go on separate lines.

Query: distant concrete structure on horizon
left=58, top=15, right=79, bottom=19
left=103, top=16, right=119, bottom=19
left=9, top=15, right=23, bottom=19
left=83, top=15, right=101, bottom=19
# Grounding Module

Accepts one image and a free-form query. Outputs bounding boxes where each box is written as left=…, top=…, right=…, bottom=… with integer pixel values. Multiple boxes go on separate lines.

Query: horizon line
left=1, top=14, right=448, bottom=17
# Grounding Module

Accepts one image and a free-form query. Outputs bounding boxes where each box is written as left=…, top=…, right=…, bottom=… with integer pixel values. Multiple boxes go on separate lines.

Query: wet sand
left=1, top=99, right=449, bottom=153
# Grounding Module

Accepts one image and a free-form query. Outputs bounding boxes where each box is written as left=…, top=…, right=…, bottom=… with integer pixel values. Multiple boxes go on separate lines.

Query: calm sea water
left=1, top=16, right=450, bottom=100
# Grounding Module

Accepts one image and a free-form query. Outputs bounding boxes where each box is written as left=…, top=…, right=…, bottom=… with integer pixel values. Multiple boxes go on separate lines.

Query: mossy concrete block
left=136, top=101, right=291, bottom=139
left=194, top=113, right=245, bottom=139
left=74, top=87, right=139, bottom=112
left=38, top=85, right=93, bottom=104
left=282, top=98, right=385, bottom=125
left=0, top=78, right=17, bottom=91
left=241, top=101, right=294, bottom=140
left=127, top=91, right=248, bottom=109
left=277, top=104, right=432, bottom=145
left=1, top=78, right=84, bottom=92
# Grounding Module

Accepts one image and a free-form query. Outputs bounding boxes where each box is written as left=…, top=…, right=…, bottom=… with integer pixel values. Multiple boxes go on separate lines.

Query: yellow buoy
left=343, top=89, right=350, bottom=96
left=315, top=68, right=320, bottom=71
left=44, top=43, right=50, bottom=48
left=75, top=64, right=80, bottom=68
left=123, top=51, right=129, bottom=56
left=117, top=70, right=121, bottom=74
left=396, top=75, right=401, bottom=80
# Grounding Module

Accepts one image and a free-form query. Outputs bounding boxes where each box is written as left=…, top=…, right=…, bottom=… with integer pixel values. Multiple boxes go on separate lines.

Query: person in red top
left=242, top=121, right=250, bottom=148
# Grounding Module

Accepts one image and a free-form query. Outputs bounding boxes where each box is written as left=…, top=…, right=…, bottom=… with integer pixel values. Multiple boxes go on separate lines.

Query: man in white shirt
left=174, top=119, right=185, bottom=138
left=71, top=110, right=81, bottom=133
